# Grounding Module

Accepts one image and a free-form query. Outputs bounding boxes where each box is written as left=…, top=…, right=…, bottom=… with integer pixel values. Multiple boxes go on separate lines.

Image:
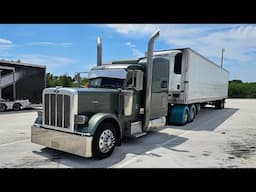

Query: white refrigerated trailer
left=148, top=48, right=229, bottom=124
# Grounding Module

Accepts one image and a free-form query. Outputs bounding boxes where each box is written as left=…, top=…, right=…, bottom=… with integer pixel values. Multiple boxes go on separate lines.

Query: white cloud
left=131, top=49, right=144, bottom=58
left=9, top=54, right=73, bottom=74
left=16, top=54, right=73, bottom=67
left=106, top=24, right=158, bottom=35
left=0, top=38, right=13, bottom=50
left=105, top=24, right=256, bottom=65
left=0, top=44, right=14, bottom=49
left=125, top=42, right=136, bottom=48
left=25, top=41, right=72, bottom=47
left=0, top=38, right=12, bottom=44
left=124, top=41, right=144, bottom=57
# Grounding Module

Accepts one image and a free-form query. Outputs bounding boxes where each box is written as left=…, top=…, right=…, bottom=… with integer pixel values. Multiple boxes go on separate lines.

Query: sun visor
left=88, top=68, right=127, bottom=79
left=152, top=50, right=182, bottom=57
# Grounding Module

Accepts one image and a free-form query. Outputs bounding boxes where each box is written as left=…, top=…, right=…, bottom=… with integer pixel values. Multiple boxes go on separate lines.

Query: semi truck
left=0, top=60, right=46, bottom=112
left=31, top=30, right=229, bottom=159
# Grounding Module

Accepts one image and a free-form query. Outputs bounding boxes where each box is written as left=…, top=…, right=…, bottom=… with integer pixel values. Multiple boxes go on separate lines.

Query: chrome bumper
left=31, top=125, right=93, bottom=158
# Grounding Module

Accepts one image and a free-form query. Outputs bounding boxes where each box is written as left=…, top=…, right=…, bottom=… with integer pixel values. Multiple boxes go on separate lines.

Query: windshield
left=88, top=77, right=124, bottom=89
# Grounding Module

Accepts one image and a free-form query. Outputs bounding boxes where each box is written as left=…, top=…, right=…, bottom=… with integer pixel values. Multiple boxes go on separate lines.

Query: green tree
left=228, top=80, right=256, bottom=98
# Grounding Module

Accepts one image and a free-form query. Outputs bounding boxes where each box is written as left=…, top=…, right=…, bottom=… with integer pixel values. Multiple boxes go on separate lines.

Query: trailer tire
left=188, top=104, right=196, bottom=122
left=92, top=122, right=117, bottom=159
left=195, top=104, right=201, bottom=115
left=183, top=109, right=189, bottom=125
left=169, top=105, right=189, bottom=125
left=13, top=103, right=21, bottom=111
left=215, top=100, right=224, bottom=109
left=0, top=103, right=6, bottom=112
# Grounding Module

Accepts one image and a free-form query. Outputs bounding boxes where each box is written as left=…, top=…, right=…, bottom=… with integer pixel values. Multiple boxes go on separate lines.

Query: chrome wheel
left=98, top=129, right=115, bottom=154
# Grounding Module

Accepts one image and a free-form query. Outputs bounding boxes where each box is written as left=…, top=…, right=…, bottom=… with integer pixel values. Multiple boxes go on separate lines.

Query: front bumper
left=31, top=125, right=93, bottom=158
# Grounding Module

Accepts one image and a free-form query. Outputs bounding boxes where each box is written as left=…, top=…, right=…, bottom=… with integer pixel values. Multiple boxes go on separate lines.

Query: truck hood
left=76, top=88, right=119, bottom=114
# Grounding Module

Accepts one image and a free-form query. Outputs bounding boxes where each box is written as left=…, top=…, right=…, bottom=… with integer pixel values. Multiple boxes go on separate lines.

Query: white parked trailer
left=152, top=48, right=229, bottom=104
left=185, top=49, right=228, bottom=103
left=152, top=48, right=229, bottom=124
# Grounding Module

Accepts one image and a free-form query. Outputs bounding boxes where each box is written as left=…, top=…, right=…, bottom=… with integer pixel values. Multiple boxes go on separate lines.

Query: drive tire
left=13, top=103, right=21, bottom=111
left=0, top=103, right=6, bottom=112
left=92, top=122, right=117, bottom=159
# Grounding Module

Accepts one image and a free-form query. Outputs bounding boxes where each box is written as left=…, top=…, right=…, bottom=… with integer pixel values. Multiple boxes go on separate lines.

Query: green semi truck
left=31, top=30, right=229, bottom=159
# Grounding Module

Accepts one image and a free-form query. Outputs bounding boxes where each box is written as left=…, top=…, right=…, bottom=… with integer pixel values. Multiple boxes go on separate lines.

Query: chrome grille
left=44, top=93, right=70, bottom=129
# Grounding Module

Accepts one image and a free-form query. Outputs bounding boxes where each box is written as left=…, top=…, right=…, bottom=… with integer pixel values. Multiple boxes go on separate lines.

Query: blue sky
left=0, top=24, right=255, bottom=82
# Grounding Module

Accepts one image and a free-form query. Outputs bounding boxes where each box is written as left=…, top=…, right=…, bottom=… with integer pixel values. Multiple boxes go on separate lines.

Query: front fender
left=87, top=113, right=121, bottom=136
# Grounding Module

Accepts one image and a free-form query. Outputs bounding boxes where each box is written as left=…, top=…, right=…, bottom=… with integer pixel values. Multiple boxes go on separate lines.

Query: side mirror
left=135, top=70, right=143, bottom=91
left=122, top=90, right=134, bottom=116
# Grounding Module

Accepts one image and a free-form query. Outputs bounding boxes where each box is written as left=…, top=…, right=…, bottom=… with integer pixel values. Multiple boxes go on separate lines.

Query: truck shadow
left=166, top=107, right=239, bottom=132
left=33, top=131, right=188, bottom=168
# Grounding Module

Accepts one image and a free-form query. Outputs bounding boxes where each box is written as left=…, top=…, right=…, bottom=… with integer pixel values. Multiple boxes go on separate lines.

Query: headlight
left=74, top=115, right=88, bottom=124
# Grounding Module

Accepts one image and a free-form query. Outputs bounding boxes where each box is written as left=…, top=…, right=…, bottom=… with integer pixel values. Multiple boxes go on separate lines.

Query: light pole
left=75, top=72, right=89, bottom=87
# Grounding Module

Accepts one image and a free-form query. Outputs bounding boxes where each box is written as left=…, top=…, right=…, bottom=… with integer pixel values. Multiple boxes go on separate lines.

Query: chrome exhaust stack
left=143, top=30, right=160, bottom=131
left=97, top=37, right=102, bottom=66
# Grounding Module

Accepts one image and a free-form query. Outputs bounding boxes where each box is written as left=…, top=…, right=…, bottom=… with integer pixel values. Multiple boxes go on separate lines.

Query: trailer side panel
left=185, top=49, right=229, bottom=104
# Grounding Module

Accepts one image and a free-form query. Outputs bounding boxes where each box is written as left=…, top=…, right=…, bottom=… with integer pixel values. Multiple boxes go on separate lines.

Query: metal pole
left=77, top=73, right=81, bottom=87
left=97, top=37, right=102, bottom=66
left=75, top=72, right=88, bottom=88
left=144, top=30, right=160, bottom=131
left=221, top=48, right=225, bottom=68
left=13, top=69, right=16, bottom=101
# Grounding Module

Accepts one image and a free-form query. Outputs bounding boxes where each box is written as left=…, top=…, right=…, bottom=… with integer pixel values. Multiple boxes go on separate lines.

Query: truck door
left=150, top=57, right=169, bottom=119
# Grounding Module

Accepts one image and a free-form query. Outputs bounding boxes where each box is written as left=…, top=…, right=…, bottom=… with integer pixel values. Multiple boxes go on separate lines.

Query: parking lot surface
left=0, top=99, right=256, bottom=168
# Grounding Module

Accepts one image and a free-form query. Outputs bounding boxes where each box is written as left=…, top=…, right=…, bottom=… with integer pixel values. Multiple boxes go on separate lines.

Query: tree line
left=46, top=73, right=256, bottom=98
left=228, top=80, right=256, bottom=98
left=46, top=73, right=88, bottom=88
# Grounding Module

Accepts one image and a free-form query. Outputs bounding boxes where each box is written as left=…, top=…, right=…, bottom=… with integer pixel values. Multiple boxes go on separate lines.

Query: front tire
left=92, top=122, right=117, bottom=159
